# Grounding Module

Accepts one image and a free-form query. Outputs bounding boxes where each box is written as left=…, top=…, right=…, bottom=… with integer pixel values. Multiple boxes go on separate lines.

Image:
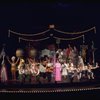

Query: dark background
left=0, top=3, right=100, bottom=62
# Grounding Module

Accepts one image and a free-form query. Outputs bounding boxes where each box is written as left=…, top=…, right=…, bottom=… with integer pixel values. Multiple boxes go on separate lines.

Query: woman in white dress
left=61, top=60, right=68, bottom=80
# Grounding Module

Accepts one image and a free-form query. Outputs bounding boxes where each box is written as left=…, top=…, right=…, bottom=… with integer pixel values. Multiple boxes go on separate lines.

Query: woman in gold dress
left=7, top=56, right=19, bottom=80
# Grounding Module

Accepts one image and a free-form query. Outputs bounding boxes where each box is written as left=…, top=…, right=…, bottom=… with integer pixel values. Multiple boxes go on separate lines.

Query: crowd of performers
left=0, top=44, right=99, bottom=83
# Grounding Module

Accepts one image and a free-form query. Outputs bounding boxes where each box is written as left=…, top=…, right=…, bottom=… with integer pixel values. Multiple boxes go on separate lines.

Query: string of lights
left=8, top=25, right=96, bottom=42
left=8, top=26, right=96, bottom=38
left=54, top=35, right=84, bottom=41
left=19, top=37, right=50, bottom=42
left=54, top=26, right=96, bottom=35
left=8, top=29, right=50, bottom=37
left=0, top=87, right=100, bottom=93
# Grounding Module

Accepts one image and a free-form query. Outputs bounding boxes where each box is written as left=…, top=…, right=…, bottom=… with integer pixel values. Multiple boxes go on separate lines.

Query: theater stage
left=0, top=79, right=100, bottom=93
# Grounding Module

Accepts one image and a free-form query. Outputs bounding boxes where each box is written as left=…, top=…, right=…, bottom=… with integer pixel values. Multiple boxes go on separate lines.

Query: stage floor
left=0, top=79, right=100, bottom=93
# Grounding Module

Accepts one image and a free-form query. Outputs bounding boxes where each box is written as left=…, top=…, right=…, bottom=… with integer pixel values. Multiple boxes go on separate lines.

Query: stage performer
left=1, top=62, right=8, bottom=83
left=67, top=61, right=75, bottom=83
left=24, top=64, right=31, bottom=82
left=0, top=45, right=8, bottom=83
left=80, top=45, right=88, bottom=63
left=54, top=59, right=62, bottom=82
left=87, top=63, right=99, bottom=79
left=28, top=57, right=40, bottom=83
left=46, top=58, right=53, bottom=82
left=66, top=44, right=72, bottom=62
left=61, top=60, right=68, bottom=80
left=72, top=46, right=78, bottom=67
left=78, top=56, right=84, bottom=68
left=28, top=58, right=40, bottom=77
left=66, top=44, right=71, bottom=56
left=77, top=56, right=87, bottom=80
left=17, top=58, right=25, bottom=82
left=75, top=67, right=81, bottom=80
left=39, top=58, right=47, bottom=83
left=7, top=56, right=19, bottom=80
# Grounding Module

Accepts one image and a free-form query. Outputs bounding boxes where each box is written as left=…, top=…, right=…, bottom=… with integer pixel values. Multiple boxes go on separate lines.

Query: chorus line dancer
left=39, top=58, right=47, bottom=83
left=87, top=63, right=99, bottom=79
left=46, top=58, right=53, bottom=82
left=67, top=61, right=76, bottom=83
left=17, top=59, right=25, bottom=82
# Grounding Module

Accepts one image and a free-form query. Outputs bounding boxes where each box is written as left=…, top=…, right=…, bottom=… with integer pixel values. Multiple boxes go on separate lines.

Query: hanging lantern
left=50, top=34, right=53, bottom=37
left=16, top=49, right=24, bottom=58
left=8, top=30, right=10, bottom=37
left=56, top=38, right=60, bottom=44
left=56, top=38, right=60, bottom=49
left=83, top=35, right=85, bottom=44
left=28, top=48, right=37, bottom=58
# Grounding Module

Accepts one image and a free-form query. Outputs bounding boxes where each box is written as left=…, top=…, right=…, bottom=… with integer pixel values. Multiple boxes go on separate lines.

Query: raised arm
left=6, top=56, right=12, bottom=64
left=15, top=58, right=20, bottom=65
left=27, top=58, right=32, bottom=65
left=91, top=66, right=99, bottom=69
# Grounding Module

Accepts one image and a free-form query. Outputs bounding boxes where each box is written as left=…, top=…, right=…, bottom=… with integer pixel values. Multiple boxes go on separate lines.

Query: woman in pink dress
left=54, top=59, right=61, bottom=82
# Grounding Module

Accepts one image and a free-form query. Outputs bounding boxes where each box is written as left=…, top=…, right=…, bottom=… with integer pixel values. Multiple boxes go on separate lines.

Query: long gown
left=54, top=62, right=61, bottom=81
left=0, top=65, right=7, bottom=82
left=61, top=63, right=68, bottom=76
left=0, top=48, right=7, bottom=82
